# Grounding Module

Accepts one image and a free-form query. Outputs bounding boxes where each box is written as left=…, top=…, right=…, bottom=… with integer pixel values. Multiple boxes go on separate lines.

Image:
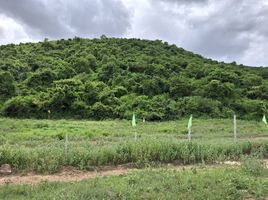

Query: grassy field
left=0, top=117, right=267, bottom=173
left=0, top=160, right=267, bottom=200
left=1, top=117, right=267, bottom=142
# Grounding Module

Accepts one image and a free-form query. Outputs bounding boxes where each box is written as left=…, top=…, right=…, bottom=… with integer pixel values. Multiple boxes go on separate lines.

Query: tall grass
left=0, top=118, right=267, bottom=173
left=0, top=139, right=267, bottom=173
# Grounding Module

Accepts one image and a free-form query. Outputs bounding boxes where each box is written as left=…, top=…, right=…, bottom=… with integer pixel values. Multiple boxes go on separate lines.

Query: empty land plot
left=0, top=118, right=267, bottom=174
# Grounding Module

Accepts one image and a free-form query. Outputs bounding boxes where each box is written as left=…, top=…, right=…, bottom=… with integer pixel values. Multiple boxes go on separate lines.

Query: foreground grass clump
left=241, top=156, right=266, bottom=176
left=0, top=166, right=267, bottom=200
left=0, top=139, right=267, bottom=173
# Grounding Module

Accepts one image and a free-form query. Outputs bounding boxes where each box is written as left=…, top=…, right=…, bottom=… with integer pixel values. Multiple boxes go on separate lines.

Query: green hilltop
left=0, top=37, right=267, bottom=120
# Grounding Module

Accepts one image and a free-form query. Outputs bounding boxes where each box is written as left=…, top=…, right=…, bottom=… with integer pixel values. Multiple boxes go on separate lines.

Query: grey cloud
left=0, top=0, right=69, bottom=38
left=185, top=26, right=251, bottom=59
left=129, top=0, right=268, bottom=65
left=184, top=0, right=268, bottom=61
left=0, top=0, right=131, bottom=39
left=158, top=0, right=208, bottom=4
left=66, top=0, right=130, bottom=37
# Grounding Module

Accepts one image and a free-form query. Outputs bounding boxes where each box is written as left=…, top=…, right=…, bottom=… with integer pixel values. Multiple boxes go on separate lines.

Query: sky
left=0, top=0, right=268, bottom=67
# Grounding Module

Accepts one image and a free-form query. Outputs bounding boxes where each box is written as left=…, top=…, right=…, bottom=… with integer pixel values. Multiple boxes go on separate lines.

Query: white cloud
left=0, top=14, right=33, bottom=44
left=0, top=0, right=131, bottom=40
left=123, top=0, right=268, bottom=66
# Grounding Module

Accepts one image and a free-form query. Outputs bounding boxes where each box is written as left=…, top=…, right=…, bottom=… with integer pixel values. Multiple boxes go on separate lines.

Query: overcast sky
left=0, top=0, right=268, bottom=67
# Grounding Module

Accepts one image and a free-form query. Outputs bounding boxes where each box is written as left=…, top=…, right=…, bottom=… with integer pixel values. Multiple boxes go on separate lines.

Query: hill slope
left=0, top=37, right=267, bottom=120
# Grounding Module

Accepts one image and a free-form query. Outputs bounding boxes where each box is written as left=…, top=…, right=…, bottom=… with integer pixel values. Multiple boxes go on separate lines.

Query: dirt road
left=0, top=160, right=267, bottom=186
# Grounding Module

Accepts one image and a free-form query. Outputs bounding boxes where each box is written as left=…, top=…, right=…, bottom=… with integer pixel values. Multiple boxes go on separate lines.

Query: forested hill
left=0, top=37, right=267, bottom=120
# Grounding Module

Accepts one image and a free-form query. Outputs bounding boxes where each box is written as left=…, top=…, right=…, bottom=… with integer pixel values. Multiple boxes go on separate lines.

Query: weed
left=241, top=156, right=265, bottom=176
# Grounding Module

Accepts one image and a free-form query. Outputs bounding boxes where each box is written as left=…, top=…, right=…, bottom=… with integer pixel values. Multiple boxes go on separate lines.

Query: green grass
left=1, top=117, right=267, bottom=142
left=0, top=165, right=267, bottom=200
left=0, top=118, right=267, bottom=173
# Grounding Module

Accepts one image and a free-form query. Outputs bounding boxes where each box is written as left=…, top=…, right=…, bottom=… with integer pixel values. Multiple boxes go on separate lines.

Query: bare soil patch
left=0, top=160, right=267, bottom=186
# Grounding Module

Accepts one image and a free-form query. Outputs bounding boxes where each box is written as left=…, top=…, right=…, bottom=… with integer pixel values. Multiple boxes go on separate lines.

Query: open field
left=1, top=117, right=268, bottom=142
left=0, top=118, right=267, bottom=174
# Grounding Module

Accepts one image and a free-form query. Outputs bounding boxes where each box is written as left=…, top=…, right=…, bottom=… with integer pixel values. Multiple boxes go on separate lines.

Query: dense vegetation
left=0, top=36, right=267, bottom=120
left=1, top=163, right=268, bottom=199
left=2, top=138, right=267, bottom=173
left=0, top=118, right=267, bottom=173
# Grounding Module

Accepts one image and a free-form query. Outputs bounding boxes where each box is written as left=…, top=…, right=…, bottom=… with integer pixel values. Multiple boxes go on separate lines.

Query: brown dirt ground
left=0, top=160, right=267, bottom=186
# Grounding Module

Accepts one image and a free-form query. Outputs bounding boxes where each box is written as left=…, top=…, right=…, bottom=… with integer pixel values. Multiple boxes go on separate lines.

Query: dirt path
left=0, top=166, right=133, bottom=186
left=1, top=160, right=267, bottom=186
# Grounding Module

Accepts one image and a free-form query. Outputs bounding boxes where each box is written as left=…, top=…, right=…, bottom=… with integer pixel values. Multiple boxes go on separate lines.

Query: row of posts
left=188, top=115, right=237, bottom=142
left=64, top=114, right=252, bottom=158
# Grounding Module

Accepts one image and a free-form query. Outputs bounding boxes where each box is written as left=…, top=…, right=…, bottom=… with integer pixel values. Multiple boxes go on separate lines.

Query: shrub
left=241, top=156, right=265, bottom=176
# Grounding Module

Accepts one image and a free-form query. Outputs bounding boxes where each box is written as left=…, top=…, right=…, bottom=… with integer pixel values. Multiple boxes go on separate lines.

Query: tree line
left=0, top=36, right=267, bottom=120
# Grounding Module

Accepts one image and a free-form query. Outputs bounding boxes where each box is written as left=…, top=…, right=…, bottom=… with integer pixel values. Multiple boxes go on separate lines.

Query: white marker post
left=188, top=127, right=191, bottom=141
left=132, top=113, right=137, bottom=142
left=233, top=115, right=237, bottom=142
left=65, top=132, right=68, bottom=159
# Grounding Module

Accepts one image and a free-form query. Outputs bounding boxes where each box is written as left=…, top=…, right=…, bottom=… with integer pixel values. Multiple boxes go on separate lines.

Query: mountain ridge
left=0, top=37, right=267, bottom=120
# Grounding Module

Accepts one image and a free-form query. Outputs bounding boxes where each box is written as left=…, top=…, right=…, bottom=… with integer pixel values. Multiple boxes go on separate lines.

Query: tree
left=49, top=79, right=85, bottom=113
left=90, top=102, right=114, bottom=119
left=204, top=80, right=236, bottom=100
left=71, top=54, right=97, bottom=73
left=169, top=75, right=194, bottom=98
left=241, top=74, right=263, bottom=88
left=26, top=69, right=57, bottom=88
left=98, top=61, right=121, bottom=83
left=0, top=71, right=16, bottom=99
left=247, top=85, right=268, bottom=100
left=207, top=68, right=239, bottom=84
left=2, top=95, right=45, bottom=118
left=0, top=37, right=267, bottom=120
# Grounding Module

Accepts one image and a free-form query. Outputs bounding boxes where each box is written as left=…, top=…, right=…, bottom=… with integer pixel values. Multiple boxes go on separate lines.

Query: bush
left=26, top=69, right=57, bottom=88
left=90, top=102, right=115, bottom=119
left=241, top=156, right=265, bottom=176
left=0, top=71, right=16, bottom=99
left=2, top=95, right=45, bottom=118
left=176, top=96, right=222, bottom=118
